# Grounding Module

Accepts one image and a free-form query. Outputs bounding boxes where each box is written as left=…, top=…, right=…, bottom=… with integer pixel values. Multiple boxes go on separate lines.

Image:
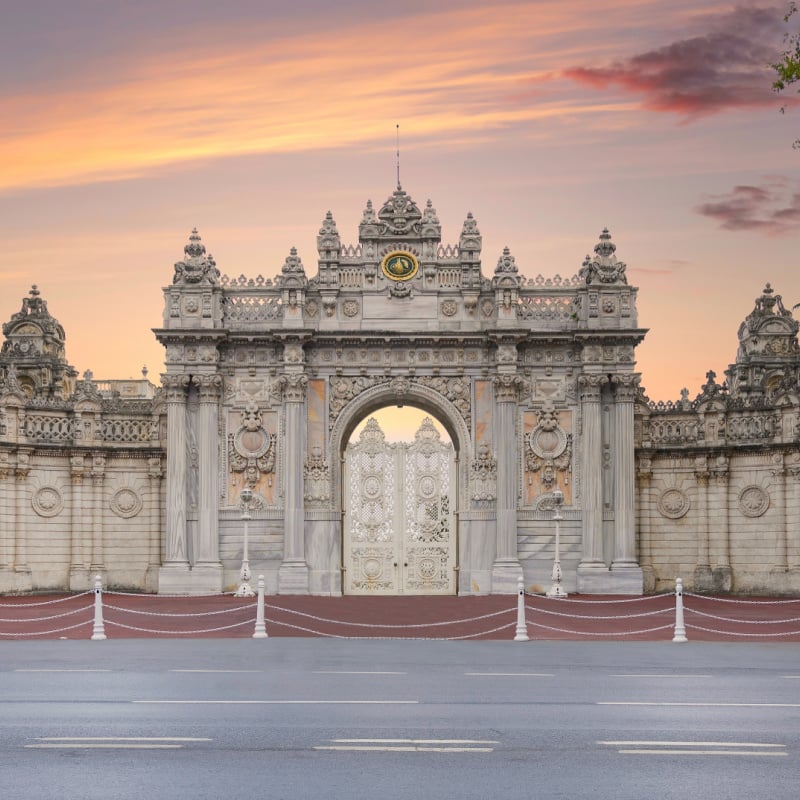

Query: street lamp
left=546, top=487, right=567, bottom=598
left=235, top=487, right=255, bottom=597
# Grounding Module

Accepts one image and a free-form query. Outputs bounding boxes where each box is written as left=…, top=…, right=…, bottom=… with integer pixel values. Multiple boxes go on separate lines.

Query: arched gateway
left=154, top=185, right=646, bottom=595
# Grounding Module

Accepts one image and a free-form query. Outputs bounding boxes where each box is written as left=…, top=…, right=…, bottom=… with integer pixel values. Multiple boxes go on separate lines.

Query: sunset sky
left=2, top=0, right=799, bottom=404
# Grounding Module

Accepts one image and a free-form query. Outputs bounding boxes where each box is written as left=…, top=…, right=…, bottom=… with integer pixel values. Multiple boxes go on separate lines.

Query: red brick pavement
left=1, top=591, right=799, bottom=642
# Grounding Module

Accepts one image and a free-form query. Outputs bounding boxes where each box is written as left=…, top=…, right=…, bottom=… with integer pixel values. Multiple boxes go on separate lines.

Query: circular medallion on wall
left=381, top=251, right=419, bottom=282
left=417, top=475, right=437, bottom=499
left=362, top=476, right=383, bottom=501
left=738, top=486, right=769, bottom=518
left=32, top=487, right=63, bottom=517
left=441, top=299, right=458, bottom=317
left=110, top=488, right=143, bottom=518
left=657, top=488, right=690, bottom=519
left=234, top=427, right=271, bottom=458
left=342, top=300, right=360, bottom=317
left=528, top=426, right=568, bottom=460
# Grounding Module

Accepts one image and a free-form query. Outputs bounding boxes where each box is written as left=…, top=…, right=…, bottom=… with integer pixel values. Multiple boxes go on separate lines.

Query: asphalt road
left=0, top=639, right=798, bottom=800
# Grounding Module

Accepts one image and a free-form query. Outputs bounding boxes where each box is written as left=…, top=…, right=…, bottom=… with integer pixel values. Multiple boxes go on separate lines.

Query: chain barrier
left=683, top=606, right=800, bottom=625
left=524, top=603, right=671, bottom=621
left=0, top=618, right=93, bottom=637
left=261, top=616, right=518, bottom=641
left=684, top=592, right=800, bottom=606
left=0, top=604, right=94, bottom=624
left=685, top=622, right=800, bottom=638
left=262, top=603, right=514, bottom=629
left=103, top=602, right=256, bottom=619
left=106, top=590, right=240, bottom=598
left=103, top=618, right=257, bottom=635
left=524, top=591, right=668, bottom=604
left=525, top=620, right=675, bottom=637
left=0, top=592, right=92, bottom=607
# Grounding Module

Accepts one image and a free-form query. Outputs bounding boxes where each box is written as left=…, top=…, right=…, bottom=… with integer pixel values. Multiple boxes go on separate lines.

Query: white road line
left=133, top=699, right=419, bottom=705
left=33, top=737, right=212, bottom=742
left=332, top=739, right=499, bottom=744
left=314, top=746, right=494, bottom=753
left=465, top=673, right=554, bottom=677
left=617, top=750, right=787, bottom=756
left=599, top=741, right=785, bottom=748
left=169, top=669, right=262, bottom=673
left=782, top=675, right=800, bottom=679
left=609, top=674, right=713, bottom=678
left=25, top=744, right=184, bottom=749
left=15, top=669, right=112, bottom=673
left=598, top=702, right=800, bottom=708
left=312, top=671, right=407, bottom=675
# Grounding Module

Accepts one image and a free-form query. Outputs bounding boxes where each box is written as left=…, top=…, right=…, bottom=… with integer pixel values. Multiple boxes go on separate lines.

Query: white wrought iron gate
left=343, top=417, right=456, bottom=595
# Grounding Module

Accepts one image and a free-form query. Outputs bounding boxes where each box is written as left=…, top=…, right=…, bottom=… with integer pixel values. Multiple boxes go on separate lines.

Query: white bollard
left=513, top=576, right=529, bottom=642
left=672, top=577, right=688, bottom=643
left=91, top=574, right=106, bottom=641
left=252, top=575, right=268, bottom=639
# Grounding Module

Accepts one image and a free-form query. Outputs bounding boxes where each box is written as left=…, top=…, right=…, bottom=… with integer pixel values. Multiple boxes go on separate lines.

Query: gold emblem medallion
left=381, top=251, right=419, bottom=282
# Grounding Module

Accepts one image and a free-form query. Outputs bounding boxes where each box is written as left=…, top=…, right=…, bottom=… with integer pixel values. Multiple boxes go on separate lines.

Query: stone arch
left=329, top=381, right=473, bottom=514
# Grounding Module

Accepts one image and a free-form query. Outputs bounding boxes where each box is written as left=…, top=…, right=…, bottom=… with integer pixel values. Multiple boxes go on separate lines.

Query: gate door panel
left=344, top=417, right=455, bottom=595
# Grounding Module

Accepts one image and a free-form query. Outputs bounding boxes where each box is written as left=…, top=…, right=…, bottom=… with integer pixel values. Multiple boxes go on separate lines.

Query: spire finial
left=396, top=124, right=401, bottom=189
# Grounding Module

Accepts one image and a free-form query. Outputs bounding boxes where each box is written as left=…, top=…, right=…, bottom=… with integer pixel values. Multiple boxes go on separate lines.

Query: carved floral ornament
left=32, top=486, right=63, bottom=517
left=228, top=401, right=276, bottom=489
left=526, top=401, right=572, bottom=490
left=738, top=485, right=770, bottom=518
left=110, top=488, right=143, bottom=518
left=657, top=488, right=690, bottom=519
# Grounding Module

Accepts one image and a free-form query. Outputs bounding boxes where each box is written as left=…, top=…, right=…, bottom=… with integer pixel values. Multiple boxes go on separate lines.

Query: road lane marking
left=465, top=672, right=554, bottom=677
left=34, top=737, right=212, bottom=742
left=312, top=671, right=407, bottom=675
left=25, top=736, right=211, bottom=750
left=598, top=702, right=800, bottom=707
left=599, top=740, right=786, bottom=757
left=315, top=746, right=494, bottom=752
left=133, top=699, right=419, bottom=704
left=609, top=674, right=713, bottom=678
left=617, top=749, right=786, bottom=756
left=316, top=738, right=496, bottom=753
left=599, top=741, right=785, bottom=748
left=15, top=669, right=112, bottom=673
left=169, top=670, right=262, bottom=673
left=332, top=739, right=499, bottom=744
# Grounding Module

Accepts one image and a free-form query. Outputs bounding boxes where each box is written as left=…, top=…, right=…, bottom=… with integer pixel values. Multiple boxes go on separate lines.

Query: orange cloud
left=0, top=3, right=647, bottom=193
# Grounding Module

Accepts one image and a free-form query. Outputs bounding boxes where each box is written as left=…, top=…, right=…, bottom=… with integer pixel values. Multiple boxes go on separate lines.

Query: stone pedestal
left=158, top=563, right=222, bottom=595
left=578, top=564, right=643, bottom=594
left=278, top=560, right=311, bottom=594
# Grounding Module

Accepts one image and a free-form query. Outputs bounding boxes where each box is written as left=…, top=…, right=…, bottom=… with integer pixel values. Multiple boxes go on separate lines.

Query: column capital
left=493, top=373, right=526, bottom=403
left=160, top=373, right=191, bottom=401
left=275, top=373, right=308, bottom=403
left=193, top=373, right=223, bottom=402
left=610, top=373, right=640, bottom=402
left=578, top=373, right=608, bottom=402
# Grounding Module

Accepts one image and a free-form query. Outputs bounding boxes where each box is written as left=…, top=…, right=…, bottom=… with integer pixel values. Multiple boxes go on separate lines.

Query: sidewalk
left=2, top=591, right=799, bottom=641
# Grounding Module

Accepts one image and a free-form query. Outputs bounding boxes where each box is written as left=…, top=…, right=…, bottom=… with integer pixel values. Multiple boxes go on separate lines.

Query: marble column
left=712, top=461, right=732, bottom=592
left=68, top=454, right=89, bottom=591
left=788, top=455, right=800, bottom=572
left=146, top=456, right=163, bottom=592
left=278, top=373, right=310, bottom=593
left=611, top=376, right=641, bottom=585
left=90, top=454, right=105, bottom=576
left=159, top=374, right=191, bottom=592
left=192, top=374, right=223, bottom=591
left=693, top=457, right=712, bottom=591
left=490, top=374, right=524, bottom=593
left=637, top=458, right=655, bottom=592
left=14, top=451, right=32, bottom=585
left=577, top=375, right=606, bottom=575
left=771, top=454, right=788, bottom=571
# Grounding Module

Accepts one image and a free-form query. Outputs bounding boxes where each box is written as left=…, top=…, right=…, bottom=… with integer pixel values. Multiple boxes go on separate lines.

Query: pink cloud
left=696, top=179, right=800, bottom=234
left=563, top=4, right=785, bottom=117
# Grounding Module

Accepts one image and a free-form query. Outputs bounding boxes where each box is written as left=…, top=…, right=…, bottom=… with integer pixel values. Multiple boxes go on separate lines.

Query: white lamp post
left=235, top=487, right=255, bottom=597
left=546, top=487, right=567, bottom=598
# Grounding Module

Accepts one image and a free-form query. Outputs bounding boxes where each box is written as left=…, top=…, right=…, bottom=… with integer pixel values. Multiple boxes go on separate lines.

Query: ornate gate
left=343, top=417, right=456, bottom=595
